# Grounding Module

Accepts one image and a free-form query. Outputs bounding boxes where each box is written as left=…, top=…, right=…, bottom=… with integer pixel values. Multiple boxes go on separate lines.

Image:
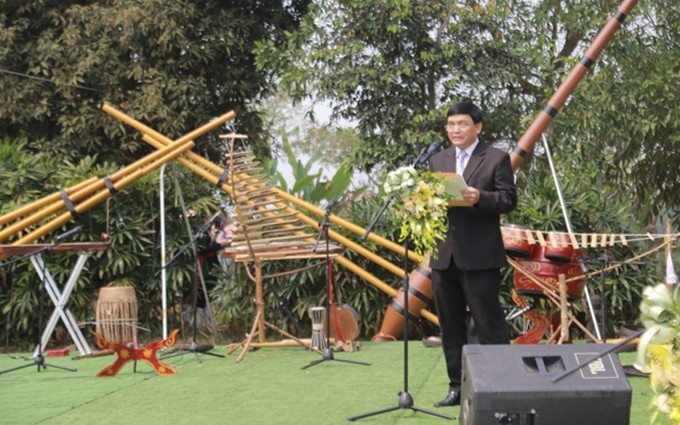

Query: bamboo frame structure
left=101, top=104, right=440, bottom=329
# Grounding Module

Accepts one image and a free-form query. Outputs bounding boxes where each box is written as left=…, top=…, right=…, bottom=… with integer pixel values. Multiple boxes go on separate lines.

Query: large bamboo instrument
left=101, top=104, right=441, bottom=331
left=0, top=107, right=237, bottom=248
left=510, top=0, right=638, bottom=171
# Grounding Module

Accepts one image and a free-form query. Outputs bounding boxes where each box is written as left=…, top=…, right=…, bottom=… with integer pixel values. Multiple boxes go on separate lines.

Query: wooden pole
left=558, top=274, right=569, bottom=344
left=510, top=0, right=638, bottom=171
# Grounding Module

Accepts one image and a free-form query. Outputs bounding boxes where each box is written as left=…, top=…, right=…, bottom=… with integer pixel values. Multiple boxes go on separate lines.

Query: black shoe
left=434, top=390, right=460, bottom=407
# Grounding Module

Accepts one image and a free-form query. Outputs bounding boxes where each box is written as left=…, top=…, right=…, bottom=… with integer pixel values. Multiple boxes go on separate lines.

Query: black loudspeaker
left=460, top=344, right=631, bottom=425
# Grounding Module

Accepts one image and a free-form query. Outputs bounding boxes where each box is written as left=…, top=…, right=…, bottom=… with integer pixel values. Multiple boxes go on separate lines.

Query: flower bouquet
left=383, top=166, right=450, bottom=256
left=634, top=283, right=680, bottom=423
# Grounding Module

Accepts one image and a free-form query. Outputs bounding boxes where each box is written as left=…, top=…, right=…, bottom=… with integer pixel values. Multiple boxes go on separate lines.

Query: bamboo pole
left=101, top=103, right=236, bottom=148
left=510, top=0, right=638, bottom=171
left=0, top=140, right=194, bottom=242
left=13, top=142, right=194, bottom=245
left=558, top=274, right=569, bottom=344
left=0, top=177, right=98, bottom=226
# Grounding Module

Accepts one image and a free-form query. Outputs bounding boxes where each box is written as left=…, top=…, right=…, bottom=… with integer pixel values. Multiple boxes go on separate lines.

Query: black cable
left=0, top=67, right=100, bottom=93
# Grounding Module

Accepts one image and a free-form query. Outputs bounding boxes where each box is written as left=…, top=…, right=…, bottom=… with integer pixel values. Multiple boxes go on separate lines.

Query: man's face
left=445, top=114, right=482, bottom=149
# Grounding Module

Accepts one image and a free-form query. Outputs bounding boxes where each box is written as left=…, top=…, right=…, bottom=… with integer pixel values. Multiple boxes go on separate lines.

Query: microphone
left=577, top=255, right=590, bottom=277
left=56, top=225, right=83, bottom=242
left=414, top=140, right=442, bottom=167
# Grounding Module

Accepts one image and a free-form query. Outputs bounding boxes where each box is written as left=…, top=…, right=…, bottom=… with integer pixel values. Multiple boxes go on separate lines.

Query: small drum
left=543, top=232, right=574, bottom=262
left=501, top=225, right=535, bottom=259
left=513, top=245, right=586, bottom=299
left=309, top=306, right=327, bottom=350
left=96, top=286, right=138, bottom=344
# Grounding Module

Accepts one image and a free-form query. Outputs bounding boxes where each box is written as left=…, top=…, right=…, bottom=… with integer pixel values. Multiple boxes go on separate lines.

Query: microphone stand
left=162, top=216, right=224, bottom=362
left=351, top=144, right=453, bottom=421
left=302, top=201, right=370, bottom=370
left=0, top=229, right=81, bottom=375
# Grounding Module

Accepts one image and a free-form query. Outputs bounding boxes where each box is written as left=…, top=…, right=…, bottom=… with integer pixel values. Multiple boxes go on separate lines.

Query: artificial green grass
left=0, top=341, right=662, bottom=424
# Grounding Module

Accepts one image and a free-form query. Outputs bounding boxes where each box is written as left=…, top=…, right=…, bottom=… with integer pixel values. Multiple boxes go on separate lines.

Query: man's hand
left=460, top=187, right=480, bottom=204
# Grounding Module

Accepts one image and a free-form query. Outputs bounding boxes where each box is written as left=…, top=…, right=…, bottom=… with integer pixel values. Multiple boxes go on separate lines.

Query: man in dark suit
left=428, top=101, right=517, bottom=407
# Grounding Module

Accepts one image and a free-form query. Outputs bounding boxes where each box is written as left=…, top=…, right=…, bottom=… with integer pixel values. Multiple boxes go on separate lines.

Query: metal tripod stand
left=162, top=214, right=224, bottom=362
left=348, top=241, right=452, bottom=421
left=302, top=201, right=370, bottom=370
left=0, top=233, right=80, bottom=375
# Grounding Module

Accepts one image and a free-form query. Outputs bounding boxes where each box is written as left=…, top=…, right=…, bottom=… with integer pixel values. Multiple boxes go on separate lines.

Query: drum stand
left=0, top=236, right=78, bottom=375
left=162, top=217, right=224, bottom=363
left=301, top=202, right=370, bottom=370
left=348, top=240, right=452, bottom=421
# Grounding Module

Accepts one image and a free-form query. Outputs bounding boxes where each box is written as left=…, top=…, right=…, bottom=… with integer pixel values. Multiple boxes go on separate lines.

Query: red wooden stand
left=93, top=329, right=179, bottom=377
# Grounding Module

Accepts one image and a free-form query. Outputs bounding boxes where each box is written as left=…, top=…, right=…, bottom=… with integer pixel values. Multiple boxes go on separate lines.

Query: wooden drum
left=501, top=225, right=535, bottom=259
left=96, top=286, right=138, bottom=344
left=372, top=266, right=433, bottom=342
left=544, top=232, right=574, bottom=262
left=309, top=306, right=327, bottom=350
left=514, top=245, right=586, bottom=299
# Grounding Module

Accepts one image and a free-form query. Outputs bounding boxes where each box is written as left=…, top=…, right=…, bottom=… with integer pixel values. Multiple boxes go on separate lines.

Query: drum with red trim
left=513, top=245, right=586, bottom=299
left=543, top=231, right=574, bottom=263
left=326, top=304, right=360, bottom=342
left=501, top=225, right=535, bottom=259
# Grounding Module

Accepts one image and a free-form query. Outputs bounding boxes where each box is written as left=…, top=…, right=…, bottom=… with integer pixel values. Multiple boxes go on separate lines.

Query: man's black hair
left=447, top=101, right=483, bottom=124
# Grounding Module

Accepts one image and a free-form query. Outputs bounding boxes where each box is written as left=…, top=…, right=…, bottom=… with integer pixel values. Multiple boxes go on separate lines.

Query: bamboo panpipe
left=0, top=177, right=98, bottom=226
left=12, top=141, right=194, bottom=245
left=0, top=140, right=193, bottom=242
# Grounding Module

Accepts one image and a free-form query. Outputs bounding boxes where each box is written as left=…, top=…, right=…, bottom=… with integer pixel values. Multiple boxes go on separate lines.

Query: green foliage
left=551, top=2, right=680, bottom=220
left=262, top=128, right=358, bottom=204
left=0, top=0, right=313, bottom=346
left=255, top=0, right=574, bottom=170
left=257, top=0, right=680, bottom=221
left=0, top=0, right=312, bottom=164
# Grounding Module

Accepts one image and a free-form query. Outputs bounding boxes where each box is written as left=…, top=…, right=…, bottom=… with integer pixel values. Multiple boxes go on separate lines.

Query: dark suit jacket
left=428, top=141, right=516, bottom=271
